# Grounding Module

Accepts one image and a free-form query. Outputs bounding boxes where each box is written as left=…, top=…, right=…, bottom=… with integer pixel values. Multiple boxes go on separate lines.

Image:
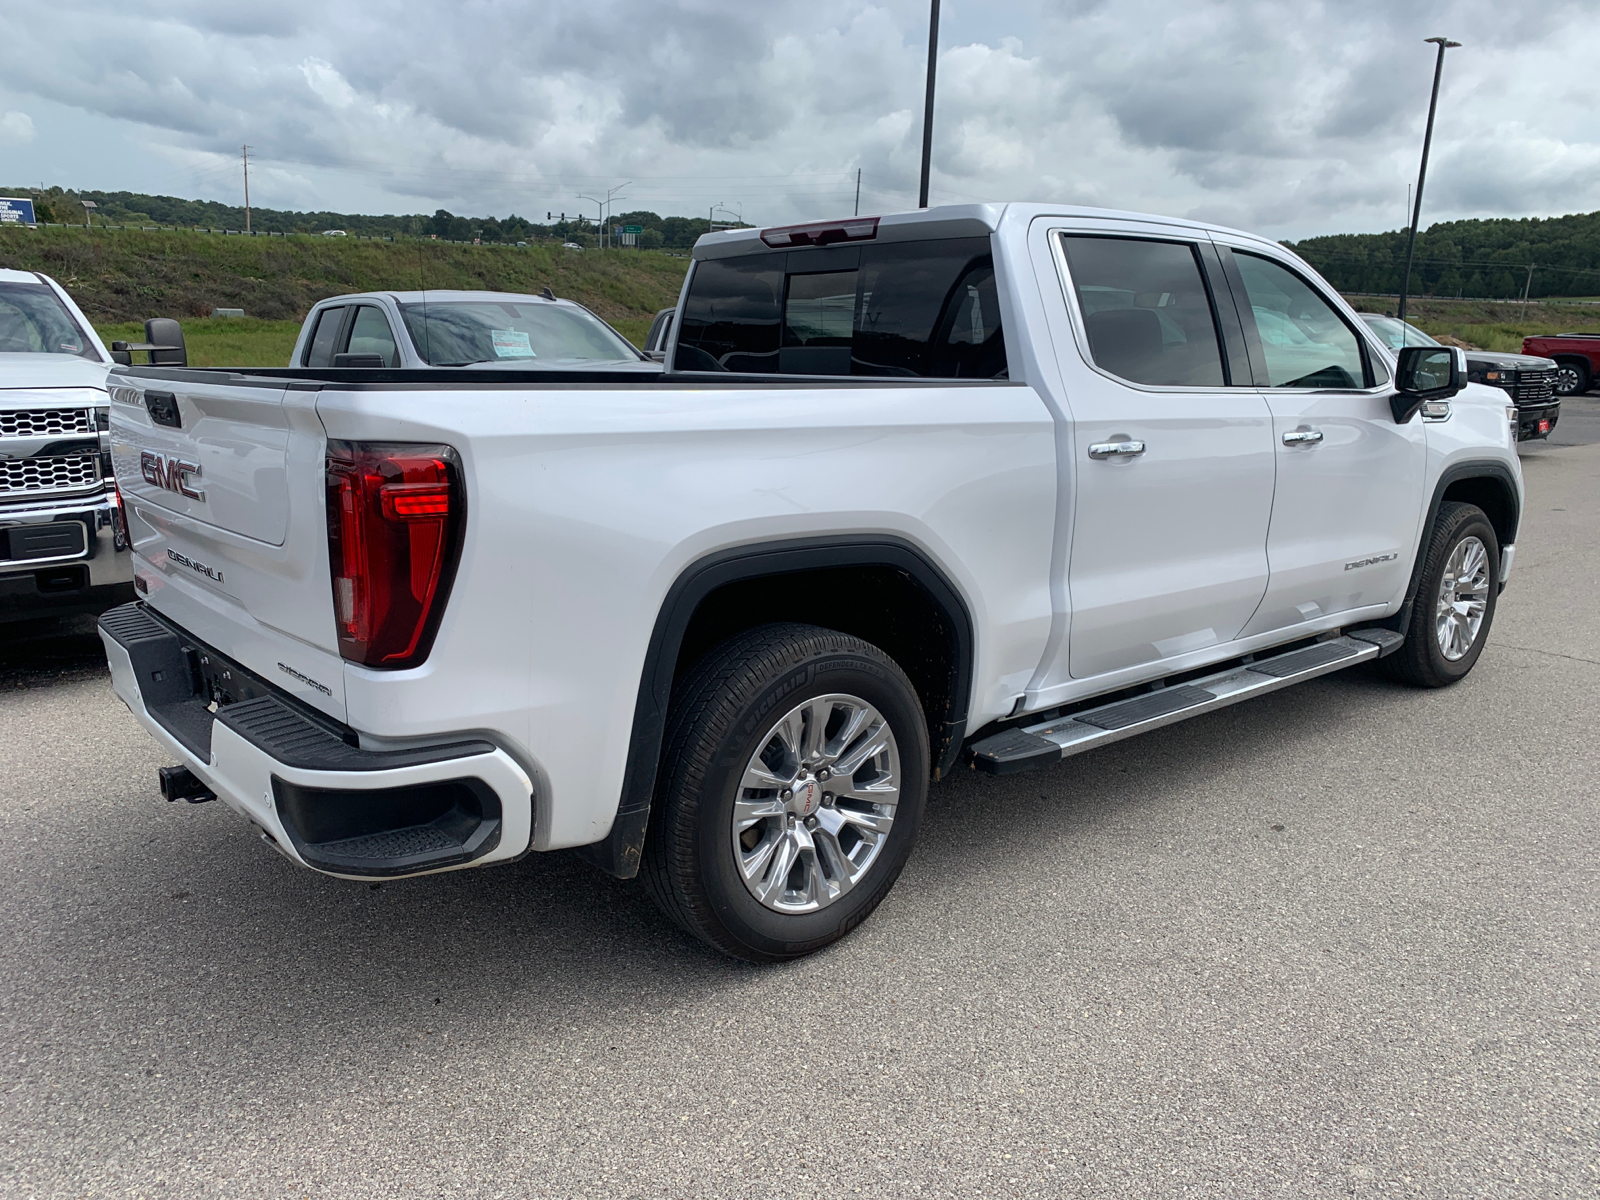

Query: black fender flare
left=1381, top=459, right=1521, bottom=632
left=578, top=535, right=975, bottom=879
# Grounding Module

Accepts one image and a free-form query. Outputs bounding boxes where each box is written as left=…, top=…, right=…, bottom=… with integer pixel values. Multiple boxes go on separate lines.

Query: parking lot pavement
left=1549, top=390, right=1600, bottom=448
left=2, top=448, right=1595, bottom=1200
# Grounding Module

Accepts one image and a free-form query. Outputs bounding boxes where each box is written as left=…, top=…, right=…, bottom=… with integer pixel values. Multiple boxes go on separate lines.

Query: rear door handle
left=1088, top=440, right=1146, bottom=459
left=1282, top=428, right=1323, bottom=446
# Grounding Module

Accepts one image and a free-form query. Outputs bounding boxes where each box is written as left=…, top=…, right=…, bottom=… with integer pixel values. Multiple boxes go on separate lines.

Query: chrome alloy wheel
left=1436, top=535, right=1491, bottom=661
left=731, top=693, right=901, bottom=914
left=1555, top=363, right=1584, bottom=396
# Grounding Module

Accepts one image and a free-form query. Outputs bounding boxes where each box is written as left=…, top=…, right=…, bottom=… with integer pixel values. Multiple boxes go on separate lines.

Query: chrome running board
left=968, top=630, right=1403, bottom=776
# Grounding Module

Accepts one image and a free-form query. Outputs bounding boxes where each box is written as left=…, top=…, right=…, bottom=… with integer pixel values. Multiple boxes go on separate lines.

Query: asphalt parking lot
left=2, top=423, right=1596, bottom=1199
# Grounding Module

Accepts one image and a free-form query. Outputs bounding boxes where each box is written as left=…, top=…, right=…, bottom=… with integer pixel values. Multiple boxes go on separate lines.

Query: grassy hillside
left=0, top=224, right=686, bottom=334
left=92, top=318, right=305, bottom=368
left=1342, top=295, right=1600, bottom=353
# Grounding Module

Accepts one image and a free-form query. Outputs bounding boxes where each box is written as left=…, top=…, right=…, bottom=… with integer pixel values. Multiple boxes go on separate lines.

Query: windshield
left=1360, top=314, right=1440, bottom=351
left=398, top=301, right=640, bottom=366
left=0, top=281, right=99, bottom=360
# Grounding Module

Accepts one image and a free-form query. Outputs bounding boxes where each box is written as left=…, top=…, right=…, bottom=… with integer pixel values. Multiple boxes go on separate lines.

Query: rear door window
left=303, top=306, right=346, bottom=367
left=674, top=258, right=783, bottom=373
left=346, top=306, right=399, bottom=366
left=673, top=236, right=1006, bottom=378
left=1232, top=253, right=1367, bottom=388
left=1059, top=236, right=1226, bottom=387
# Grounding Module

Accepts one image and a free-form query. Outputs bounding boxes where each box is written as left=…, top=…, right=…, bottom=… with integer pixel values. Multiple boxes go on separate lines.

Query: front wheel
left=1554, top=359, right=1591, bottom=397
left=643, top=623, right=929, bottom=962
left=1380, top=501, right=1499, bottom=688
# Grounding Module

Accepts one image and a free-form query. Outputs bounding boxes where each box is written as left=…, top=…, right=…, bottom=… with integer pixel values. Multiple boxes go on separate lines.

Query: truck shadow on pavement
left=4, top=630, right=1463, bottom=1125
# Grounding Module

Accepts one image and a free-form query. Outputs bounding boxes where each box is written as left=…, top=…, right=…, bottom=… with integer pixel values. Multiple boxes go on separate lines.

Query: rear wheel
left=1554, top=359, right=1591, bottom=396
left=643, top=623, right=928, bottom=962
left=1380, top=501, right=1499, bottom=688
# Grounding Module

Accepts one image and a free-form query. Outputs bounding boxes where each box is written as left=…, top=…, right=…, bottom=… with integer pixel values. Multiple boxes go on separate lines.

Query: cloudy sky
left=1, top=0, right=1596, bottom=239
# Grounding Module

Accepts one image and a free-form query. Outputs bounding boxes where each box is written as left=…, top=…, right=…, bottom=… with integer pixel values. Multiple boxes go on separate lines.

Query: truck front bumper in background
left=98, top=602, right=534, bottom=878
left=0, top=493, right=133, bottom=620
left=1514, top=399, right=1561, bottom=441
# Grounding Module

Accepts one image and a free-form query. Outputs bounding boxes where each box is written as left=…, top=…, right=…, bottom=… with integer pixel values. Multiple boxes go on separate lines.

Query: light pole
left=918, top=0, right=941, bottom=208
left=579, top=182, right=630, bottom=250
left=1397, top=36, right=1460, bottom=325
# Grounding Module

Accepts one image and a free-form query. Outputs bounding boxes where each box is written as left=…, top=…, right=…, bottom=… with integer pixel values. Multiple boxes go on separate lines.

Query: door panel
left=1051, top=231, right=1276, bottom=679
left=1218, top=246, right=1424, bottom=635
left=1240, top=390, right=1424, bottom=636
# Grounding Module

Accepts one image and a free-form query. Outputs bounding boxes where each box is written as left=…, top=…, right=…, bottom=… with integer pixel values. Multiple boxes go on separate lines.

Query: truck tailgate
left=108, top=374, right=348, bottom=718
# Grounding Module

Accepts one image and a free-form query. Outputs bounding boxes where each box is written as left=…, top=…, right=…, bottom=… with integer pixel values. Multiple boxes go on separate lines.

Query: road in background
left=2, top=447, right=1595, bottom=1199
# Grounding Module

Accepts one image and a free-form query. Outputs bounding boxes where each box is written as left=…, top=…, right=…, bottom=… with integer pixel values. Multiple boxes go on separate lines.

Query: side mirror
left=144, top=317, right=188, bottom=367
left=1391, top=345, right=1464, bottom=423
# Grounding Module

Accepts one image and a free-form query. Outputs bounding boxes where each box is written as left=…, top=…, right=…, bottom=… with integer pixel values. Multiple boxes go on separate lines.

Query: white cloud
left=299, top=58, right=358, bottom=110
left=0, top=0, right=1594, bottom=238
left=0, top=110, right=34, bottom=144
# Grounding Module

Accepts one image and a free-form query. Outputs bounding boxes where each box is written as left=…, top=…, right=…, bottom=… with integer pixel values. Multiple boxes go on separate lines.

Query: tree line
left=1286, top=210, right=1600, bottom=299
left=3, top=186, right=737, bottom=251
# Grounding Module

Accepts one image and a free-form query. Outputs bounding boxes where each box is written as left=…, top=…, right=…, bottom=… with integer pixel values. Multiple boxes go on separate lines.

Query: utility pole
left=918, top=0, right=941, bottom=208
left=242, top=145, right=252, bottom=233
left=1521, top=263, right=1535, bottom=308
left=1397, top=36, right=1460, bottom=324
left=855, top=168, right=862, bottom=217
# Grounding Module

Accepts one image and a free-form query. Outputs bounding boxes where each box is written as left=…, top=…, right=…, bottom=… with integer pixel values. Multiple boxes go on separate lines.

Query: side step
left=970, top=630, right=1403, bottom=775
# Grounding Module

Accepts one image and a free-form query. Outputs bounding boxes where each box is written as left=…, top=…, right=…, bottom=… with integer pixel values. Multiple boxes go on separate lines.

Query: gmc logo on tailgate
left=140, top=451, right=204, bottom=500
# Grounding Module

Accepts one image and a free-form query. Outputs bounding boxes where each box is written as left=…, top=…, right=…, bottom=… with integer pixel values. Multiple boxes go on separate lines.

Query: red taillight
left=325, top=442, right=464, bottom=668
left=760, top=216, right=879, bottom=248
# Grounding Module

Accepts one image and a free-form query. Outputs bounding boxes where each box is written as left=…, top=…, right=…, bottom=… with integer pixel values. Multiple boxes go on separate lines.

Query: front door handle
left=1282, top=428, right=1324, bottom=446
left=1088, top=440, right=1146, bottom=460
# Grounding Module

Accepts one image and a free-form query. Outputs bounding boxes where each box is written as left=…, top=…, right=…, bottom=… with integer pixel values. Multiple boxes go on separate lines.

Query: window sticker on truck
left=490, top=329, right=536, bottom=358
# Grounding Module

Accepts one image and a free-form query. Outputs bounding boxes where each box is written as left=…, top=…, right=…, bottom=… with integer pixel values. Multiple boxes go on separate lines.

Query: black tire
left=1380, top=501, right=1499, bottom=688
left=642, top=623, right=929, bottom=962
left=1553, top=359, right=1591, bottom=397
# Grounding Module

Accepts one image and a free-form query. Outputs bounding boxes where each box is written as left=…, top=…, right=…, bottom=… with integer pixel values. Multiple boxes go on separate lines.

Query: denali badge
left=140, top=451, right=204, bottom=500
left=1345, top=552, right=1399, bottom=571
left=166, top=547, right=224, bottom=584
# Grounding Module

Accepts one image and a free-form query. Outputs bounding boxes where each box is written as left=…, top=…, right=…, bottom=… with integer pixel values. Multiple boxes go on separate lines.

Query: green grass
left=1343, top=295, right=1600, bottom=353
left=95, top=317, right=303, bottom=368
left=93, top=313, right=653, bottom=367
left=0, top=224, right=685, bottom=333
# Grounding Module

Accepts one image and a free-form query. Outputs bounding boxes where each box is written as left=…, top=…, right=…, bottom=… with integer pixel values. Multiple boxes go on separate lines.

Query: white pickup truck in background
left=289, top=289, right=660, bottom=371
left=98, top=203, right=1521, bottom=961
left=0, top=269, right=133, bottom=621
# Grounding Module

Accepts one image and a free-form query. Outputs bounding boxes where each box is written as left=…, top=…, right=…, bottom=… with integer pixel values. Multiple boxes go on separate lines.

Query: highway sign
left=0, top=197, right=38, bottom=224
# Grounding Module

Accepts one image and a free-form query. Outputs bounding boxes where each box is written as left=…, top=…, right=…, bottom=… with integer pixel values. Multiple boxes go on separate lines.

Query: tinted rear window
left=674, top=236, right=1006, bottom=379
left=303, top=306, right=346, bottom=367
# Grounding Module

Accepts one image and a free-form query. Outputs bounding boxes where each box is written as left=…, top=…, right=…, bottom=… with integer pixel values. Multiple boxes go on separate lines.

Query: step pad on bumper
left=970, top=633, right=1397, bottom=776
left=98, top=601, right=493, bottom=771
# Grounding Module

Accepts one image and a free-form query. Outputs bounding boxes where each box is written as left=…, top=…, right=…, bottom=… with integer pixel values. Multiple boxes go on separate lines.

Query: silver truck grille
left=0, top=454, right=103, bottom=497
left=1514, top=368, right=1557, bottom=405
left=0, top=407, right=95, bottom=437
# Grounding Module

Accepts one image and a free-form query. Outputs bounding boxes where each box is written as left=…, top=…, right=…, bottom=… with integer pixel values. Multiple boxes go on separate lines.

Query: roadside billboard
left=0, top=198, right=38, bottom=224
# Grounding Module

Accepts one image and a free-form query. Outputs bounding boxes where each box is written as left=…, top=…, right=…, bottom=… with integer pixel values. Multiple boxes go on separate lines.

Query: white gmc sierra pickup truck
left=1, top=269, right=133, bottom=620
left=99, top=204, right=1522, bottom=961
